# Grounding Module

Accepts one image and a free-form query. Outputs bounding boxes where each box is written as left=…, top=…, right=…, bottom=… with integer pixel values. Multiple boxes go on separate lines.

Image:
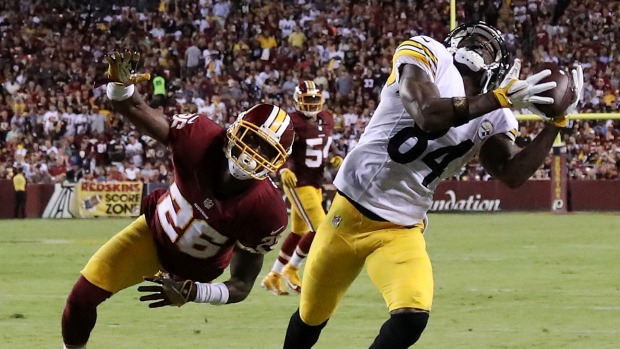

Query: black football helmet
left=444, top=21, right=510, bottom=93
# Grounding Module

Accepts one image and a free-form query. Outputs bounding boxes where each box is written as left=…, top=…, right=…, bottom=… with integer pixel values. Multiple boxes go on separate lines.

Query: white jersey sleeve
left=386, top=35, right=440, bottom=85
left=489, top=108, right=519, bottom=142
left=384, top=35, right=464, bottom=100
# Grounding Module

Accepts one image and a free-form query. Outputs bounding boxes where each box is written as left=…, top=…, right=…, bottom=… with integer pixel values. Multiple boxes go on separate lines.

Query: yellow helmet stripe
left=269, top=108, right=288, bottom=133
left=274, top=113, right=291, bottom=137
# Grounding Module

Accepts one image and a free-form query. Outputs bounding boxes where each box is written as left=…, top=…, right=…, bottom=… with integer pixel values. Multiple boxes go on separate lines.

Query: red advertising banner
left=569, top=181, right=620, bottom=211
left=430, top=180, right=551, bottom=212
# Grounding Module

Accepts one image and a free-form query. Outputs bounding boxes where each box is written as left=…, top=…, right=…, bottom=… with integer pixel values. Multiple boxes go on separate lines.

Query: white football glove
left=567, top=64, right=584, bottom=114
left=492, top=58, right=557, bottom=115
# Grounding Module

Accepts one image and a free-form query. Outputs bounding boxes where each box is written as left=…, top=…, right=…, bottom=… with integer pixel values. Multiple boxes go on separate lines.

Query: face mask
left=227, top=153, right=255, bottom=180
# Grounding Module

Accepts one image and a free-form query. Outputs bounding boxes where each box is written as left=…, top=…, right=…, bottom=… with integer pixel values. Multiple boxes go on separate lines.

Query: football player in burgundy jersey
left=61, top=51, right=294, bottom=349
left=261, top=80, right=343, bottom=296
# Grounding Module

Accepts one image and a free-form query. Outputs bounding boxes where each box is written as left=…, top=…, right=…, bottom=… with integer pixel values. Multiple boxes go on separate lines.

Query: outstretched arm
left=104, top=50, right=170, bottom=145
left=137, top=249, right=264, bottom=308
left=221, top=248, right=264, bottom=303
left=399, top=64, right=502, bottom=132
left=478, top=125, right=561, bottom=188
left=399, top=59, right=556, bottom=132
left=109, top=92, right=170, bottom=145
left=479, top=64, right=584, bottom=188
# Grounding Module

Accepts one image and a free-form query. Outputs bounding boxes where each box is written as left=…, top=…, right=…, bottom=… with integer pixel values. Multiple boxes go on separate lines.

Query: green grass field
left=1, top=213, right=619, bottom=349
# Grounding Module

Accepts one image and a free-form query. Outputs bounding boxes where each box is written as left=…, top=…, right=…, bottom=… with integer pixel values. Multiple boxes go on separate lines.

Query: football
left=531, top=62, right=576, bottom=117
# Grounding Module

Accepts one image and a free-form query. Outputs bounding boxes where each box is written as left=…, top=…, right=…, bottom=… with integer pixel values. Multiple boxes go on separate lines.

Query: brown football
left=531, top=62, right=576, bottom=117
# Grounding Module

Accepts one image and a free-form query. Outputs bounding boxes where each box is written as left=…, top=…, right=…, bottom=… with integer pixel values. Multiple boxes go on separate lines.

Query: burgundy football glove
left=138, top=274, right=195, bottom=308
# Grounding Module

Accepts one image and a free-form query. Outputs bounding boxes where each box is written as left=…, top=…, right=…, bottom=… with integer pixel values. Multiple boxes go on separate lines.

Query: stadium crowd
left=0, top=0, right=618, bottom=185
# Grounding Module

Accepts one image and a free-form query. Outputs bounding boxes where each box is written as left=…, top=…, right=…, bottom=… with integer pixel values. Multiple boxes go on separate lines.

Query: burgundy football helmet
left=293, top=80, right=324, bottom=117
left=226, top=104, right=295, bottom=180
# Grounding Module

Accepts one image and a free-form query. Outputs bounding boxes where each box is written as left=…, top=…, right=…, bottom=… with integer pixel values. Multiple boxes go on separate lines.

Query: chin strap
left=302, top=111, right=320, bottom=118
left=454, top=48, right=494, bottom=93
left=454, top=48, right=485, bottom=73
left=228, top=159, right=253, bottom=180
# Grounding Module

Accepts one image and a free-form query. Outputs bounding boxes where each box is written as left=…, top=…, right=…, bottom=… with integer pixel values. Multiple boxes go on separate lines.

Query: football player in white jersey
left=283, top=21, right=583, bottom=349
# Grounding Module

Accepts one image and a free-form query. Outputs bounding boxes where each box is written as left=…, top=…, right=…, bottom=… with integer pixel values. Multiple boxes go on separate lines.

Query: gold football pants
left=299, top=193, right=433, bottom=325
left=284, top=185, right=325, bottom=235
left=81, top=215, right=161, bottom=293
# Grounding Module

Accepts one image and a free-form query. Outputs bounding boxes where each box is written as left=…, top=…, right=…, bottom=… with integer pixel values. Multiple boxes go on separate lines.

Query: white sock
left=289, top=251, right=307, bottom=268
left=271, top=259, right=286, bottom=274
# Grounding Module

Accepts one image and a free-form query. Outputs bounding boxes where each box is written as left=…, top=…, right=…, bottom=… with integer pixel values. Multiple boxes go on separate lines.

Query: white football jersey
left=334, top=35, right=518, bottom=226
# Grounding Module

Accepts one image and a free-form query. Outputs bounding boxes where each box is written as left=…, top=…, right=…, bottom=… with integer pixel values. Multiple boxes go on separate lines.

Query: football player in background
left=283, top=22, right=583, bottom=349
left=261, top=81, right=343, bottom=295
left=61, top=51, right=295, bottom=349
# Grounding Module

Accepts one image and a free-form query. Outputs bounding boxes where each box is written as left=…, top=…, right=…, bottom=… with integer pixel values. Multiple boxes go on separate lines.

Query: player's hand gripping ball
left=531, top=63, right=583, bottom=127
left=493, top=58, right=557, bottom=111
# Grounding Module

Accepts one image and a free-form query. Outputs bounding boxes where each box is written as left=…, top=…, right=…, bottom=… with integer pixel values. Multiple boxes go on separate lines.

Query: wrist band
left=180, top=280, right=194, bottom=305
left=452, top=97, right=470, bottom=126
left=106, top=83, right=135, bottom=101
left=194, top=282, right=229, bottom=305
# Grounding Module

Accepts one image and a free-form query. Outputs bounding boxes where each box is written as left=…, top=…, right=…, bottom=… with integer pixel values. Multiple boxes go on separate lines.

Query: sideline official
left=13, top=166, right=27, bottom=218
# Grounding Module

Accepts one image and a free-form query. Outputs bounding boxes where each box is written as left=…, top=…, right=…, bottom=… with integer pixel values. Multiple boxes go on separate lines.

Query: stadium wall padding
left=569, top=181, right=620, bottom=211
left=0, top=179, right=619, bottom=219
left=0, top=181, right=55, bottom=218
left=429, top=180, right=551, bottom=212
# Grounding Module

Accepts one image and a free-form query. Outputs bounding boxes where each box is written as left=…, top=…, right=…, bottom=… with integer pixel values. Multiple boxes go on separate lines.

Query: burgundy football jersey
left=143, top=114, right=288, bottom=282
left=285, top=110, right=335, bottom=188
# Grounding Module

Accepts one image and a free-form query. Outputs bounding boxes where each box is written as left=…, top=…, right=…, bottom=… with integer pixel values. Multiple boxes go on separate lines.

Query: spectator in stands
left=89, top=106, right=107, bottom=136
left=140, top=161, right=156, bottom=182
left=256, top=29, right=278, bottom=61
left=184, top=41, right=202, bottom=78
left=125, top=134, right=144, bottom=168
left=0, top=0, right=617, bottom=186
left=5, top=123, right=20, bottom=143
left=29, top=163, right=52, bottom=184
left=0, top=110, right=10, bottom=140
left=124, top=161, right=140, bottom=181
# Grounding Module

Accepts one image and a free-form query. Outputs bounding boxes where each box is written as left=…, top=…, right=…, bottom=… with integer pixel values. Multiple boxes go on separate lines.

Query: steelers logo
left=477, top=120, right=494, bottom=139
